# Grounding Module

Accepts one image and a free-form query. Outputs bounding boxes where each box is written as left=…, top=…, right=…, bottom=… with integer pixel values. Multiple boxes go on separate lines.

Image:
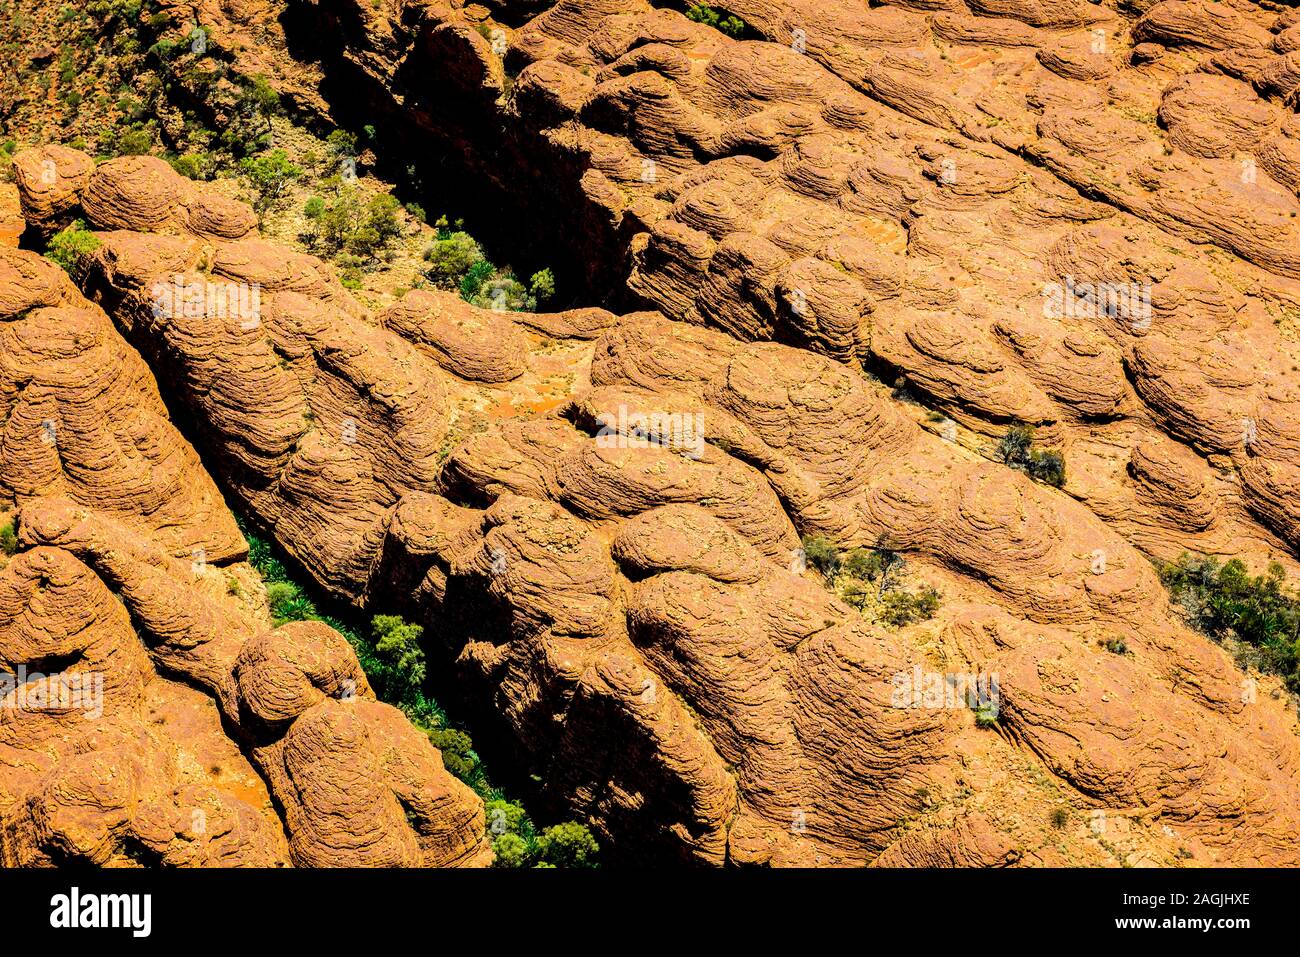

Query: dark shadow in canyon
left=277, top=0, right=648, bottom=315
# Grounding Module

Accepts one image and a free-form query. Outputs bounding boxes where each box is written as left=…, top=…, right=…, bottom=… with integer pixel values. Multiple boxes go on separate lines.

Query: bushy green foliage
left=486, top=800, right=599, bottom=869
left=263, top=580, right=297, bottom=616
left=802, top=534, right=941, bottom=629
left=529, top=268, right=556, bottom=305
left=995, top=424, right=1066, bottom=488
left=841, top=544, right=901, bottom=584
left=110, top=125, right=155, bottom=156
left=426, top=726, right=478, bottom=782
left=535, top=822, right=600, bottom=868
left=1159, top=554, right=1300, bottom=691
left=685, top=3, right=748, bottom=37
left=371, top=614, right=427, bottom=700
left=246, top=536, right=289, bottom=583
left=0, top=140, right=15, bottom=184
left=217, top=75, right=281, bottom=157
left=1026, top=449, right=1065, bottom=486
left=325, top=129, right=357, bottom=162
left=490, top=832, right=532, bottom=868
left=459, top=259, right=497, bottom=301
left=424, top=229, right=484, bottom=285
left=146, top=38, right=182, bottom=63
left=239, top=148, right=301, bottom=219
left=240, top=75, right=280, bottom=120
left=0, top=521, right=17, bottom=556
left=800, top=534, right=840, bottom=578
left=86, top=0, right=144, bottom=25
left=876, top=586, right=942, bottom=628
left=472, top=273, right=536, bottom=312
left=308, top=185, right=403, bottom=261
left=169, top=152, right=214, bottom=180
left=422, top=215, right=555, bottom=311
left=996, top=424, right=1032, bottom=465
left=45, top=220, right=101, bottom=274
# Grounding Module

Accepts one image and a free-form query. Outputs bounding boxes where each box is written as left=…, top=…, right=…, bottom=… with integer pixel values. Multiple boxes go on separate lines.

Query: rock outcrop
left=0, top=243, right=490, bottom=868
left=19, top=146, right=1300, bottom=867
left=205, top=0, right=1300, bottom=578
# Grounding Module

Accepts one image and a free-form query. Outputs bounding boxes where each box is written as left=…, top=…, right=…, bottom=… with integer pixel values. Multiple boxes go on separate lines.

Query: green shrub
left=1159, top=554, right=1300, bottom=691
left=996, top=424, right=1066, bottom=488
left=801, top=534, right=941, bottom=628
left=485, top=802, right=598, bottom=869
left=217, top=76, right=281, bottom=158
left=246, top=534, right=289, bottom=582
left=239, top=148, right=301, bottom=219
left=372, top=614, right=427, bottom=699
left=534, top=822, right=599, bottom=868
left=1050, top=807, right=1070, bottom=829
left=310, top=187, right=403, bottom=261
left=264, top=580, right=311, bottom=624
left=800, top=534, right=840, bottom=578
left=472, top=273, right=533, bottom=312
left=169, top=152, right=213, bottom=180
left=491, top=833, right=531, bottom=868
left=45, top=220, right=101, bottom=274
left=420, top=216, right=554, bottom=312
left=1026, top=448, right=1066, bottom=488
left=842, top=544, right=902, bottom=584
left=146, top=38, right=181, bottom=63
left=529, top=267, right=556, bottom=305
left=241, top=75, right=281, bottom=119
left=326, top=129, right=358, bottom=159
left=424, top=230, right=484, bottom=286
left=0, top=521, right=17, bottom=556
left=685, top=3, right=747, bottom=38
left=112, top=126, right=154, bottom=156
left=485, top=799, right=532, bottom=840
left=427, top=726, right=479, bottom=782
left=995, top=425, right=1033, bottom=466
left=459, top=259, right=496, bottom=301
left=877, top=586, right=941, bottom=628
left=86, top=0, right=143, bottom=26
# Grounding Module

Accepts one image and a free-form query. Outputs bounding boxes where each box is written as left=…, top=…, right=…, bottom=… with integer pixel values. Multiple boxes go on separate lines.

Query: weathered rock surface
left=192, top=0, right=1300, bottom=582
left=23, top=149, right=1300, bottom=867
left=0, top=245, right=490, bottom=868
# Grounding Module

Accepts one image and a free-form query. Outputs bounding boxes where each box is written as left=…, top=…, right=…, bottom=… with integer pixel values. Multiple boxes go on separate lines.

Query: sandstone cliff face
left=0, top=240, right=490, bottom=868
left=18, top=146, right=1300, bottom=867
